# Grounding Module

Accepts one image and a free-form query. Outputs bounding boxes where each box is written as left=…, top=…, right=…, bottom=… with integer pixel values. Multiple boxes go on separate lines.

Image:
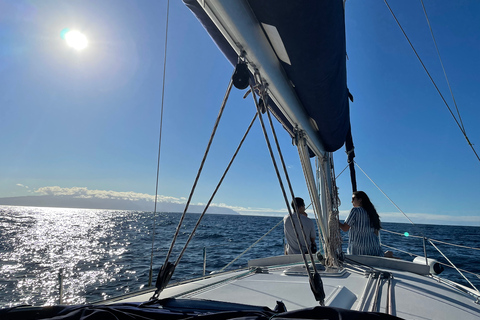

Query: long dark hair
left=354, top=191, right=381, bottom=230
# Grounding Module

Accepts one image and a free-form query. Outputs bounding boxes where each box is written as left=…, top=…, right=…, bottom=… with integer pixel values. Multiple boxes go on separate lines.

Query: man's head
left=291, top=197, right=305, bottom=211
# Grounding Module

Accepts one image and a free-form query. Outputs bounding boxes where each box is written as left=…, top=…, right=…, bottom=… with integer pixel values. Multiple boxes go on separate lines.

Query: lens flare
left=404, top=232, right=410, bottom=237
left=60, top=28, right=70, bottom=39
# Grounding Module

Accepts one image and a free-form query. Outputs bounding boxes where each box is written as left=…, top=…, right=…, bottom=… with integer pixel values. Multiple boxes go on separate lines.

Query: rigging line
left=263, top=99, right=320, bottom=274
left=219, top=218, right=283, bottom=272
left=289, top=131, right=322, bottom=274
left=354, top=161, right=416, bottom=226
left=336, top=164, right=349, bottom=180
left=249, top=73, right=310, bottom=263
left=429, top=240, right=480, bottom=292
left=252, top=86, right=321, bottom=302
left=384, top=0, right=480, bottom=163
left=319, top=157, right=343, bottom=266
left=382, top=243, right=480, bottom=279
left=173, top=113, right=259, bottom=269
left=169, top=269, right=255, bottom=299
left=354, top=161, right=431, bottom=241
left=163, top=77, right=234, bottom=265
left=261, top=92, right=322, bottom=267
left=314, top=158, right=328, bottom=251
left=148, top=0, right=170, bottom=288
left=298, top=139, right=326, bottom=242
left=383, top=229, right=480, bottom=251
left=382, top=229, right=423, bottom=239
left=429, top=238, right=480, bottom=251
left=420, top=0, right=465, bottom=132
left=298, top=137, right=332, bottom=266
left=436, top=261, right=480, bottom=279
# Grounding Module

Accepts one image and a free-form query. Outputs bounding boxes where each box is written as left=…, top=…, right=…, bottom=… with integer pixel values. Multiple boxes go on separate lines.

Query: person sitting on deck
left=339, top=191, right=384, bottom=256
left=283, top=197, right=316, bottom=255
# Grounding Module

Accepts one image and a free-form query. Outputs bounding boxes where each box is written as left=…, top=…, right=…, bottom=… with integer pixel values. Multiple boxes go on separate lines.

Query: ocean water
left=0, top=206, right=479, bottom=308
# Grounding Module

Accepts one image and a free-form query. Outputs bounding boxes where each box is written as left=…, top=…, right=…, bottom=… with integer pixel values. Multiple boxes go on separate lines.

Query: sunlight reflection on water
left=0, top=207, right=151, bottom=307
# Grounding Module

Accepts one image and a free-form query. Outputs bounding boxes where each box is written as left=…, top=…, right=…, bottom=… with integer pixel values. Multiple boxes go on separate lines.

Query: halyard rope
left=149, top=0, right=170, bottom=287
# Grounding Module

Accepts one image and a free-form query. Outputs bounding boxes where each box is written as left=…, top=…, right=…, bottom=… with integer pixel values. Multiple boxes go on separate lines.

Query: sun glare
left=61, top=28, right=88, bottom=51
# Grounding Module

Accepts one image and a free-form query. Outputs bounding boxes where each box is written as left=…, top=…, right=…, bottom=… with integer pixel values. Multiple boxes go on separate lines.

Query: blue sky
left=1, top=0, right=479, bottom=226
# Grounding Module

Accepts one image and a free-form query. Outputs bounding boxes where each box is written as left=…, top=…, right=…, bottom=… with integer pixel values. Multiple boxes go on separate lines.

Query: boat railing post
left=203, top=247, right=207, bottom=276
left=58, top=268, right=64, bottom=304
left=423, top=237, right=428, bottom=265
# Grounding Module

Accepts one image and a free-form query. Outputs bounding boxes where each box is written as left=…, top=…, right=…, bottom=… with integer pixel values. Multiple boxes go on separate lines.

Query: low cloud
left=34, top=186, right=180, bottom=203
left=31, top=186, right=233, bottom=212
left=16, top=184, right=29, bottom=189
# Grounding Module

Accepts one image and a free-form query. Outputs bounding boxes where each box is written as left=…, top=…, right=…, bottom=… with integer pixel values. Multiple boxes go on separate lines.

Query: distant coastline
left=0, top=195, right=239, bottom=214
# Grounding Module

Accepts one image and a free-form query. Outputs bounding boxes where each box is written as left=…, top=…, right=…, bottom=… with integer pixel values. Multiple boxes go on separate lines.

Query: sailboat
left=2, top=0, right=479, bottom=319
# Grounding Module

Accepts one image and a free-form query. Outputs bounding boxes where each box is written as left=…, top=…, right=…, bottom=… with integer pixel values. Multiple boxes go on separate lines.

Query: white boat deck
left=105, top=255, right=480, bottom=319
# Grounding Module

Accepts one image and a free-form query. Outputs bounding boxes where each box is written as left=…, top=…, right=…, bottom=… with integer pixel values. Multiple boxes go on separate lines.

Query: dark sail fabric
left=184, top=0, right=350, bottom=152
left=1, top=300, right=405, bottom=320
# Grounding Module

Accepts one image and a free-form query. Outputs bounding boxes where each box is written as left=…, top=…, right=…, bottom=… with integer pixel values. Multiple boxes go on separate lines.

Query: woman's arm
left=339, top=222, right=350, bottom=232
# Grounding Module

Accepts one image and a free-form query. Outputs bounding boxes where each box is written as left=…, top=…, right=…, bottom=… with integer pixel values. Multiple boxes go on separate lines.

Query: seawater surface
left=1, top=206, right=479, bottom=307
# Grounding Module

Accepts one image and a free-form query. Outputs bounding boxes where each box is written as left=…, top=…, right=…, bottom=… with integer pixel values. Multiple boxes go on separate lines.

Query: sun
left=61, top=28, right=88, bottom=51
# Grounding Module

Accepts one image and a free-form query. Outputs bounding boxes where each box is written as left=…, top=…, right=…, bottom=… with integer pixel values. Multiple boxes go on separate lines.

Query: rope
left=428, top=240, right=480, bottom=292
left=171, top=269, right=255, bottom=299
left=384, top=0, right=480, bottom=163
left=354, top=161, right=418, bottom=227
left=297, top=135, right=328, bottom=249
left=382, top=243, right=480, bottom=278
left=325, top=154, right=343, bottom=267
left=163, top=77, right=234, bottom=267
left=148, top=0, right=170, bottom=287
left=420, top=0, right=465, bottom=133
left=219, top=218, right=283, bottom=272
left=248, top=81, right=303, bottom=261
left=335, top=164, right=349, bottom=180
left=325, top=154, right=344, bottom=266
left=174, top=113, right=258, bottom=268
left=429, top=239, right=480, bottom=251
left=313, top=158, right=327, bottom=253
left=381, top=229, right=423, bottom=239
left=295, top=132, right=328, bottom=271
left=382, top=229, right=480, bottom=251
left=251, top=84, right=323, bottom=304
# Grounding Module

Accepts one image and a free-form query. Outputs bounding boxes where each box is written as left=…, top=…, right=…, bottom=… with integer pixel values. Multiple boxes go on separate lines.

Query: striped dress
left=345, top=207, right=383, bottom=256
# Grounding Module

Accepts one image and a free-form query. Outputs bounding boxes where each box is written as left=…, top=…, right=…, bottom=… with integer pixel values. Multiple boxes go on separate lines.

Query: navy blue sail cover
left=0, top=300, right=405, bottom=319
left=184, top=0, right=350, bottom=152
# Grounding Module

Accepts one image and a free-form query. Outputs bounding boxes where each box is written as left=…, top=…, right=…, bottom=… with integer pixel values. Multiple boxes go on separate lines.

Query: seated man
left=283, top=197, right=316, bottom=255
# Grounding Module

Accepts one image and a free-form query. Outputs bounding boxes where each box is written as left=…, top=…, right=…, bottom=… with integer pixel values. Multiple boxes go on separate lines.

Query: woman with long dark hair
left=339, top=191, right=383, bottom=256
